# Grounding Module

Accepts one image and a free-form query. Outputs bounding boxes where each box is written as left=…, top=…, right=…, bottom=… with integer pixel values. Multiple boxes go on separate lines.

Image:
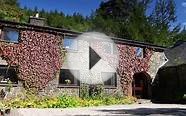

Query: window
left=136, top=47, right=143, bottom=58
left=103, top=43, right=112, bottom=54
left=0, top=65, right=18, bottom=84
left=103, top=43, right=117, bottom=54
left=63, top=37, right=78, bottom=50
left=102, top=72, right=117, bottom=87
left=3, top=28, right=19, bottom=42
left=59, top=69, right=80, bottom=86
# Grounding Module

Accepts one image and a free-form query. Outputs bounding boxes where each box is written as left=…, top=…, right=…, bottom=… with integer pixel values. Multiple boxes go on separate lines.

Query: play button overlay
left=89, top=47, right=101, bottom=70
left=65, top=32, right=119, bottom=84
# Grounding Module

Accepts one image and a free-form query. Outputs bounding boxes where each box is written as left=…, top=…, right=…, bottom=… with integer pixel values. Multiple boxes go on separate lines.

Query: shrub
left=80, top=83, right=89, bottom=99
left=57, top=95, right=80, bottom=108
left=80, top=84, right=104, bottom=99
left=2, top=94, right=136, bottom=108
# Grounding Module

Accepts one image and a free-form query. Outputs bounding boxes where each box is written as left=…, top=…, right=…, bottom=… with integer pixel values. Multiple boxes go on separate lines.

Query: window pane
left=59, top=69, right=79, bottom=86
left=0, top=66, right=18, bottom=84
left=4, top=28, right=19, bottom=42
left=64, top=37, right=77, bottom=50
left=136, top=47, right=143, bottom=58
left=102, top=72, right=117, bottom=87
left=103, top=43, right=112, bottom=54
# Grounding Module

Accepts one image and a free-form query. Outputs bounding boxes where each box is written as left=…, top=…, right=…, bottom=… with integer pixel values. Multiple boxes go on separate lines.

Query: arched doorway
left=132, top=72, right=152, bottom=99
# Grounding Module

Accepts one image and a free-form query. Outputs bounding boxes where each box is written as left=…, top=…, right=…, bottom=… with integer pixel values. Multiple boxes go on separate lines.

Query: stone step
left=137, top=99, right=152, bottom=104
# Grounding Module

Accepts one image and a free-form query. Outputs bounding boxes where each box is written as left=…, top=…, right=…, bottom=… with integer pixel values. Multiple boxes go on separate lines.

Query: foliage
left=127, top=4, right=152, bottom=42
left=0, top=0, right=24, bottom=22
left=148, top=0, right=178, bottom=46
left=1, top=94, right=136, bottom=108
left=92, top=0, right=180, bottom=46
left=88, top=84, right=104, bottom=99
left=172, top=27, right=186, bottom=42
left=80, top=83, right=89, bottom=99
left=92, top=0, right=152, bottom=39
left=22, top=8, right=92, bottom=32
left=7, top=80, right=13, bottom=92
left=0, top=0, right=183, bottom=46
left=150, top=0, right=176, bottom=29
left=80, top=84, right=104, bottom=99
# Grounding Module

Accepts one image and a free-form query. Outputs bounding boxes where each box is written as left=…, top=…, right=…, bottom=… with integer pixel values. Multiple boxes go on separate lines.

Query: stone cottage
left=0, top=16, right=167, bottom=99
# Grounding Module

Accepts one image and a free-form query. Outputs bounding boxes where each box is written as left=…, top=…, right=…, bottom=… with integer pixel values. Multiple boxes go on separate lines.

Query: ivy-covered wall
left=0, top=30, right=62, bottom=90
left=117, top=45, right=153, bottom=96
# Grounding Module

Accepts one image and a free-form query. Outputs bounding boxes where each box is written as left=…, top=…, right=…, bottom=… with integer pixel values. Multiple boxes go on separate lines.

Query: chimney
left=29, top=13, right=46, bottom=26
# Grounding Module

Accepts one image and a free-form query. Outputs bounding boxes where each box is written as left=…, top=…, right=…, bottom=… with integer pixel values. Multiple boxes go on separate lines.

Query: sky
left=177, top=0, right=186, bottom=26
left=19, top=0, right=102, bottom=16
left=19, top=0, right=186, bottom=28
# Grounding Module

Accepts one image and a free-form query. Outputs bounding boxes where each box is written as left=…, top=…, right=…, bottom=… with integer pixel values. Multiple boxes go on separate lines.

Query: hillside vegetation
left=0, top=0, right=186, bottom=46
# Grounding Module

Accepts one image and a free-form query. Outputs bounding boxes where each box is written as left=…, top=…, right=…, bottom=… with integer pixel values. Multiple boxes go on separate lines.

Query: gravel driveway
left=7, top=103, right=186, bottom=116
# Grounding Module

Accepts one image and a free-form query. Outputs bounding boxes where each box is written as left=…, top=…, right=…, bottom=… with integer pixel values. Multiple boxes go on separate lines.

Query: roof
left=112, top=37, right=166, bottom=51
left=0, top=19, right=166, bottom=51
left=0, top=19, right=80, bottom=35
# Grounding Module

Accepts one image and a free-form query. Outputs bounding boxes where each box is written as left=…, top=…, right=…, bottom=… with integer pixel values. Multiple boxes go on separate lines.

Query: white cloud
left=182, top=2, right=186, bottom=7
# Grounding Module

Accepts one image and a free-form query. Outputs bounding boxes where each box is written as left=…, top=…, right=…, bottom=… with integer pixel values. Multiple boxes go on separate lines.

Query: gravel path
left=7, top=103, right=186, bottom=116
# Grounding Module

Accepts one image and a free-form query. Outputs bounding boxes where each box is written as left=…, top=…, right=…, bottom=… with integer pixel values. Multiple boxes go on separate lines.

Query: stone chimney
left=29, top=13, right=46, bottom=26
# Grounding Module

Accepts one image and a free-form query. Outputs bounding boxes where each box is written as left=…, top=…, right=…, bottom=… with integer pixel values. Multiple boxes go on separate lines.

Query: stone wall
left=39, top=76, right=79, bottom=97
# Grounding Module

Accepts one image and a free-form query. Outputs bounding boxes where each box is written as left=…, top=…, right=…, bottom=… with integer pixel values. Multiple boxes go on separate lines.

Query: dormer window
left=3, top=28, right=19, bottom=43
left=136, top=47, right=143, bottom=58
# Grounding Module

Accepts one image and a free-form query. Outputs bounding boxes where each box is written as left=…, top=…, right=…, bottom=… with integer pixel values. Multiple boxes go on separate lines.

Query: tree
left=92, top=0, right=178, bottom=46
left=172, top=26, right=186, bottom=42
left=0, top=0, right=23, bottom=21
left=150, top=0, right=176, bottom=29
left=127, top=4, right=154, bottom=42
left=92, top=0, right=152, bottom=39
left=149, top=0, right=177, bottom=46
left=47, top=10, right=64, bottom=28
left=0, top=0, right=19, bottom=6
